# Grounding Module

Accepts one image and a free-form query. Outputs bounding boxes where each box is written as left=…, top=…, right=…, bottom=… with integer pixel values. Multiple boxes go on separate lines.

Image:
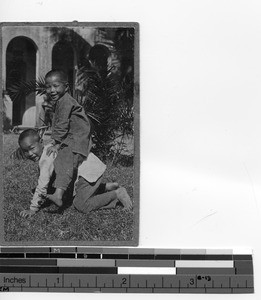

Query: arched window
left=6, top=36, right=37, bottom=126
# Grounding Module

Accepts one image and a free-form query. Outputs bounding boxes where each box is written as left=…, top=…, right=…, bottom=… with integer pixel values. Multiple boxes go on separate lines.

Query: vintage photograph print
left=0, top=22, right=139, bottom=246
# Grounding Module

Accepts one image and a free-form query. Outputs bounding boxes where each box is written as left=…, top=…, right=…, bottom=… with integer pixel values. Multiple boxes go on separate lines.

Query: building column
left=35, top=37, right=54, bottom=127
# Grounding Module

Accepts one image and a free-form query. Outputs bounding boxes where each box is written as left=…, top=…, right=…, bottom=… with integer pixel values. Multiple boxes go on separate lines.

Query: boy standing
left=44, top=69, right=92, bottom=207
left=19, top=129, right=132, bottom=218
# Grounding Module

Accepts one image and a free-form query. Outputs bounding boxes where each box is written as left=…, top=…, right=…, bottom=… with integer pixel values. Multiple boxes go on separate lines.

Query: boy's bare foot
left=115, top=187, right=132, bottom=210
left=47, top=188, right=64, bottom=207
left=105, top=182, right=119, bottom=191
left=46, top=193, right=63, bottom=207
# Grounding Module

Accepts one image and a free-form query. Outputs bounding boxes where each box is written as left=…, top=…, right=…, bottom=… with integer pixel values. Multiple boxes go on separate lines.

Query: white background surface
left=1, top=0, right=261, bottom=299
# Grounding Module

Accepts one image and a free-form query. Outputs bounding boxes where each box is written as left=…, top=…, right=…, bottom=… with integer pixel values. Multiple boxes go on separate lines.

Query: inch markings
left=0, top=274, right=254, bottom=293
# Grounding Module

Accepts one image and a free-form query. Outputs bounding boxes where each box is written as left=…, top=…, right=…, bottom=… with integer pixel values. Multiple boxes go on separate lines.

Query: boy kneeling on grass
left=18, top=129, right=132, bottom=218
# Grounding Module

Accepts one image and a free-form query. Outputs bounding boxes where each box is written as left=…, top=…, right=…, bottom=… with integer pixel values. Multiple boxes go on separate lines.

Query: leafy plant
left=75, top=39, right=135, bottom=164
left=76, top=64, right=133, bottom=163
left=7, top=76, right=46, bottom=101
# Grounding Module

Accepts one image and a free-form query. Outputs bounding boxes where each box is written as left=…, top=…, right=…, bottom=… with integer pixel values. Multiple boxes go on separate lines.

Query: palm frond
left=7, top=76, right=46, bottom=101
left=85, top=112, right=101, bottom=124
left=76, top=62, right=134, bottom=161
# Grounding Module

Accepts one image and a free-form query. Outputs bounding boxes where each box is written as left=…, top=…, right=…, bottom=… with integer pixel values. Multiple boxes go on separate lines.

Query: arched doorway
left=52, top=41, right=75, bottom=93
left=6, top=36, right=37, bottom=126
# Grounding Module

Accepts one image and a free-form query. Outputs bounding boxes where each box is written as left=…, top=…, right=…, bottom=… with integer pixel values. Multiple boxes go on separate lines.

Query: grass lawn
left=3, top=133, right=136, bottom=244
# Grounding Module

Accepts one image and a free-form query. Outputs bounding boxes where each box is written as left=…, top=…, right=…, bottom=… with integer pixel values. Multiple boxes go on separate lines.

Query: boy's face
left=19, top=136, right=43, bottom=162
left=45, top=74, right=69, bottom=102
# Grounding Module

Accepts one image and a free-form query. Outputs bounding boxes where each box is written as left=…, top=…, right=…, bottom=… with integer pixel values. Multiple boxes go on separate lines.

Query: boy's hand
left=46, top=144, right=60, bottom=157
left=20, top=209, right=36, bottom=218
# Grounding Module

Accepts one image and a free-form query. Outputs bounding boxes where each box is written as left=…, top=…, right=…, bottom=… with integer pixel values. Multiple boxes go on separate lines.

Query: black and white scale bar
left=0, top=259, right=253, bottom=275
left=0, top=253, right=253, bottom=260
left=0, top=266, right=118, bottom=274
left=0, top=247, right=253, bottom=260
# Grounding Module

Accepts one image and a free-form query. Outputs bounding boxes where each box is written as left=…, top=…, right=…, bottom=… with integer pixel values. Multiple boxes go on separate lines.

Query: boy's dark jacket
left=51, top=92, right=92, bottom=157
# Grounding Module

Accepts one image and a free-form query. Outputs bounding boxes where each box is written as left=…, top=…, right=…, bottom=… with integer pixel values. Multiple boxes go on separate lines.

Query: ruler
left=0, top=247, right=254, bottom=294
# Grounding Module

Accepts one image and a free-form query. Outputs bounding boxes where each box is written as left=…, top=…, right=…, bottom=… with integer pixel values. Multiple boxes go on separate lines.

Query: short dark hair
left=18, top=129, right=40, bottom=145
left=45, top=69, right=68, bottom=82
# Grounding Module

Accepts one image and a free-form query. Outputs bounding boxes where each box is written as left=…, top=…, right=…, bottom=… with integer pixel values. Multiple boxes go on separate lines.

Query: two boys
left=19, top=69, right=132, bottom=217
